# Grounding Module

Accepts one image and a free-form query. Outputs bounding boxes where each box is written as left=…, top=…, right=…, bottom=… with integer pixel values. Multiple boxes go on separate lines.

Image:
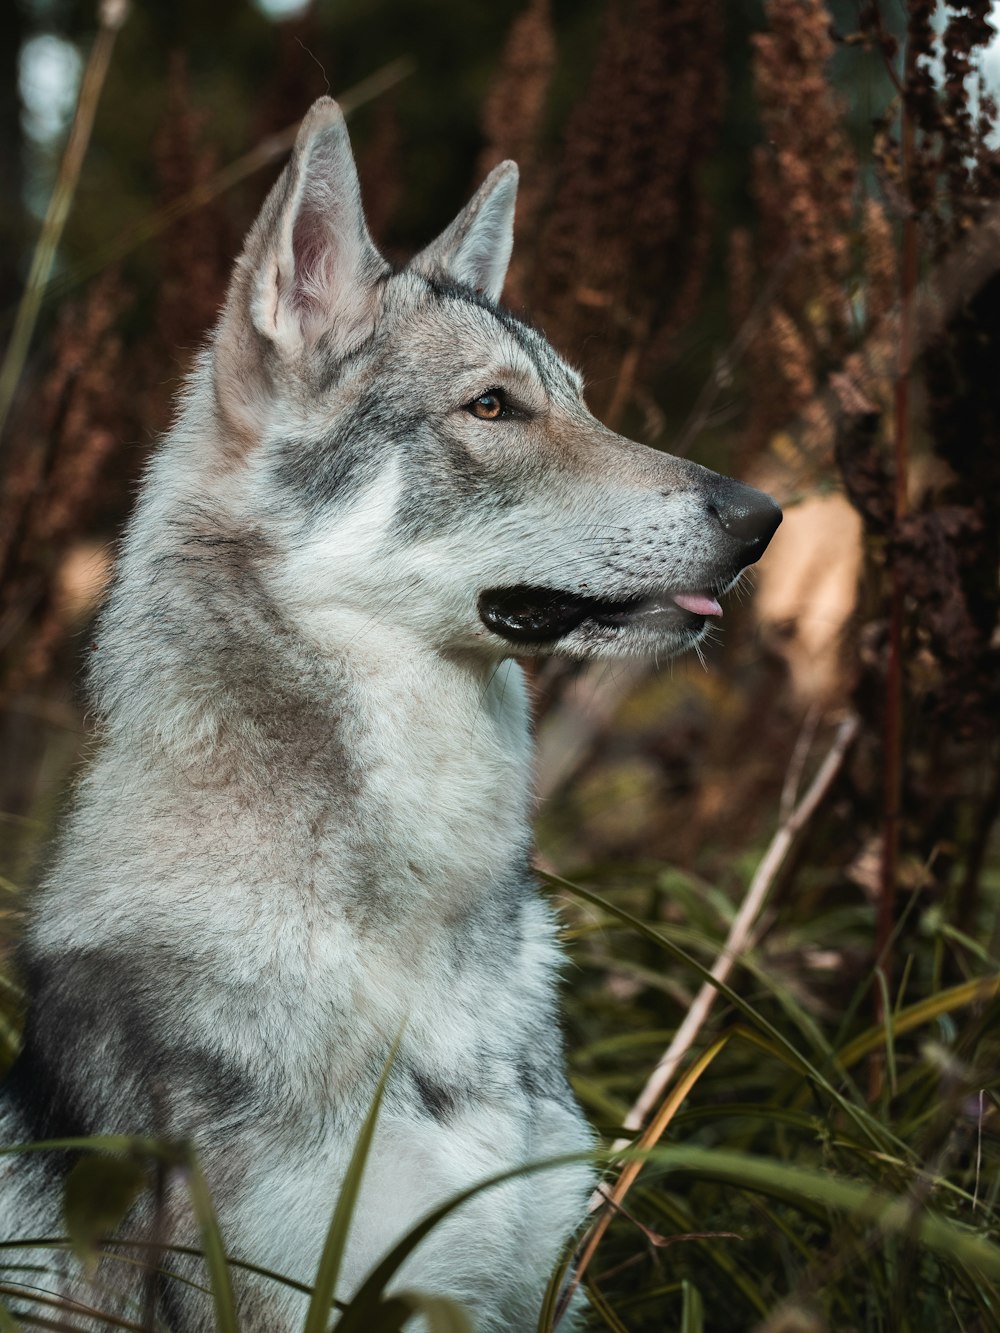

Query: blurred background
left=1, top=1, right=999, bottom=1329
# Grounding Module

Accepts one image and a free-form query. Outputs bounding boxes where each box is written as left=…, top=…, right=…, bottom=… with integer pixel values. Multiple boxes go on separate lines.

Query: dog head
left=209, top=98, right=781, bottom=663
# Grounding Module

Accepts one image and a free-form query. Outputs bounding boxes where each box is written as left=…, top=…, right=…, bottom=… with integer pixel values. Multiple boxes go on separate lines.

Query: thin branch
left=859, top=0, right=905, bottom=97
left=553, top=714, right=859, bottom=1328
left=875, top=14, right=919, bottom=1070
left=612, top=710, right=859, bottom=1145
left=0, top=57, right=415, bottom=342
left=973, top=1088, right=985, bottom=1213
left=779, top=704, right=821, bottom=824
left=0, top=0, right=129, bottom=444
left=553, top=1037, right=731, bottom=1328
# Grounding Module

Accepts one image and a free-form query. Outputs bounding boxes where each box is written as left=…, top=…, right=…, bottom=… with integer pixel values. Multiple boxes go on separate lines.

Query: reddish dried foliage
left=0, top=57, right=236, bottom=698
left=529, top=0, right=725, bottom=422
left=866, top=0, right=1000, bottom=741
left=476, top=0, right=555, bottom=307
left=741, top=0, right=860, bottom=456
left=729, top=0, right=1000, bottom=941
left=0, top=272, right=129, bottom=693
left=139, top=56, right=236, bottom=428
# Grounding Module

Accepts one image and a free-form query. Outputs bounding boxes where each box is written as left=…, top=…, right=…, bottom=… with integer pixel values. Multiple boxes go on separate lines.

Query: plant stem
left=608, top=711, right=858, bottom=1147
left=875, top=18, right=919, bottom=1055
left=0, top=56, right=414, bottom=331
left=0, top=0, right=129, bottom=446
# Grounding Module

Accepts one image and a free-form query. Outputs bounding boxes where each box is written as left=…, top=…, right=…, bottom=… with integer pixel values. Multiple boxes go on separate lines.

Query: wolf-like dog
left=0, top=98, right=780, bottom=1329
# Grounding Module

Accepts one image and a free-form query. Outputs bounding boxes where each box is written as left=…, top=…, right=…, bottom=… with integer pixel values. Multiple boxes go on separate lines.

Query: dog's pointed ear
left=244, top=98, right=384, bottom=349
left=214, top=99, right=384, bottom=440
left=410, top=161, right=518, bottom=302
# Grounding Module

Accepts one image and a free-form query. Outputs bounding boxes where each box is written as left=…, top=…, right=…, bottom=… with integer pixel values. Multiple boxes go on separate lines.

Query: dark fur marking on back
left=411, top=1069, right=459, bottom=1123
left=12, top=950, right=260, bottom=1143
left=3, top=1039, right=84, bottom=1138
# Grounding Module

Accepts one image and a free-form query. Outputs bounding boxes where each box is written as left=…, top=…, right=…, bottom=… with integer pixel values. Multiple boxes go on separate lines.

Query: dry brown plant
left=0, top=63, right=234, bottom=703
left=142, top=56, right=236, bottom=428
left=751, top=0, right=857, bottom=301
left=532, top=0, right=725, bottom=426
left=476, top=0, right=555, bottom=308
left=0, top=271, right=129, bottom=696
left=742, top=0, right=861, bottom=464
left=739, top=0, right=1000, bottom=1000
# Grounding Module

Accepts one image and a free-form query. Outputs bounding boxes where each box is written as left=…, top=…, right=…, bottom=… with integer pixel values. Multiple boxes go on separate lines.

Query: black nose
left=708, top=477, right=782, bottom=566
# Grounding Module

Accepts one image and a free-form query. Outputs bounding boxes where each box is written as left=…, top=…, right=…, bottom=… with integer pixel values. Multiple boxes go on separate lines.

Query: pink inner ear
left=290, top=204, right=337, bottom=318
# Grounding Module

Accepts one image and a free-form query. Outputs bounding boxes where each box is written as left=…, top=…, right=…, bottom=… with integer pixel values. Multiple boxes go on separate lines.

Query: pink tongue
left=672, top=591, right=723, bottom=617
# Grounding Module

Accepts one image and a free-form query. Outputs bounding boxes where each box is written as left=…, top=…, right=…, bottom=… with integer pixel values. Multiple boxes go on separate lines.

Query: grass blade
left=874, top=967, right=897, bottom=1097
left=0, top=1279, right=145, bottom=1330
left=680, top=1278, right=704, bottom=1333
left=638, top=1145, right=1000, bottom=1278
left=558, top=1037, right=730, bottom=1322
left=63, top=1155, right=146, bottom=1272
left=302, top=1035, right=403, bottom=1333
left=537, top=1243, right=577, bottom=1333
left=583, top=1281, right=629, bottom=1332
left=835, top=974, right=1000, bottom=1071
left=544, top=872, right=905, bottom=1160
left=181, top=1149, right=239, bottom=1333
left=371, top=1290, right=473, bottom=1332
left=335, top=1151, right=597, bottom=1333
left=0, top=1235, right=331, bottom=1301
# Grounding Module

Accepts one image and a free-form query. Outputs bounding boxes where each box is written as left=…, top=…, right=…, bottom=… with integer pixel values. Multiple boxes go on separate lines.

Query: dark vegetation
left=1, top=0, right=999, bottom=1328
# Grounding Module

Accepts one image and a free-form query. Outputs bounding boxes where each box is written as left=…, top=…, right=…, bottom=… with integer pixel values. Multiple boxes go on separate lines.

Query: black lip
left=478, top=584, right=688, bottom=646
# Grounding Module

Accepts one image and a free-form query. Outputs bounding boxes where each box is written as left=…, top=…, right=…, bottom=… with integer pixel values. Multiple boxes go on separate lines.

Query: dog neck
left=88, top=492, right=536, bottom=932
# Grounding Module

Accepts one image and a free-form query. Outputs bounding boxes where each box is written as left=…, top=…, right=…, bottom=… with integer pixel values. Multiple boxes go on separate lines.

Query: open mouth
left=478, top=584, right=723, bottom=646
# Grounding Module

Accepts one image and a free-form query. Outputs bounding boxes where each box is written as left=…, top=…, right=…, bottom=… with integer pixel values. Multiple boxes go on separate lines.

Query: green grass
left=1, top=782, right=998, bottom=1330
left=551, top=868, right=1000, bottom=1332
left=2, top=860, right=998, bottom=1330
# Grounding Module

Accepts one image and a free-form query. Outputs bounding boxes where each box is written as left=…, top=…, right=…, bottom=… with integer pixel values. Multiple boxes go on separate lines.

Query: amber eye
left=466, top=390, right=506, bottom=420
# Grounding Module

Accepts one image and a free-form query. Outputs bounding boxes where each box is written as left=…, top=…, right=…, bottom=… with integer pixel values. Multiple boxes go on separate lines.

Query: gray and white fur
left=0, top=98, right=781, bottom=1330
